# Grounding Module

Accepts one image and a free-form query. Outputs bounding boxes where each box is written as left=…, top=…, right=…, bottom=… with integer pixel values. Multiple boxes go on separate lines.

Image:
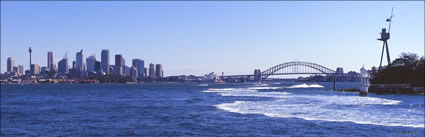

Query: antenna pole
left=388, top=7, right=394, bottom=33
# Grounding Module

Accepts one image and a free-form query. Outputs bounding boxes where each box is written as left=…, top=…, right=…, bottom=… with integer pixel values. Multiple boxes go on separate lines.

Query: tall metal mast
left=378, top=8, right=395, bottom=70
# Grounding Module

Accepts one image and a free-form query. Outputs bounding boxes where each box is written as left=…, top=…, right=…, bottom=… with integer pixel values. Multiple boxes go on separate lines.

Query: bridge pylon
left=254, top=69, right=262, bottom=82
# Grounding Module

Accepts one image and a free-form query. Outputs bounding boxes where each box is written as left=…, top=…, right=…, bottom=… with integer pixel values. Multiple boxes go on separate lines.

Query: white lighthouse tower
left=359, top=66, right=370, bottom=96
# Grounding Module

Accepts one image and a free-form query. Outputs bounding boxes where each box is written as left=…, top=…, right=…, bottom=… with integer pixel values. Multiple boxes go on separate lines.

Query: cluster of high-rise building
left=2, top=47, right=164, bottom=82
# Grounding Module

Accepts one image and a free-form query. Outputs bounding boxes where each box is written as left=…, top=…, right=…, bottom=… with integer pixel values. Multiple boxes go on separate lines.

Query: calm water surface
left=1, top=82, right=424, bottom=136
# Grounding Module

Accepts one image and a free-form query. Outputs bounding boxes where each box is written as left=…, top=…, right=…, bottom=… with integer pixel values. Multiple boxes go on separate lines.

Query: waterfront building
left=86, top=55, right=96, bottom=73
left=72, top=61, right=76, bottom=69
left=130, top=66, right=138, bottom=81
left=25, top=70, right=30, bottom=75
left=69, top=68, right=79, bottom=78
left=101, top=49, right=110, bottom=74
left=76, top=50, right=84, bottom=71
left=113, top=66, right=122, bottom=76
left=30, top=64, right=40, bottom=76
left=47, top=51, right=53, bottom=70
left=41, top=67, right=48, bottom=75
left=18, top=65, right=24, bottom=75
left=155, top=64, right=163, bottom=78
left=7, top=57, right=14, bottom=72
left=95, top=61, right=101, bottom=73
left=58, top=58, right=69, bottom=76
left=52, top=64, right=57, bottom=72
left=149, top=63, right=155, bottom=78
left=109, top=65, right=114, bottom=75
left=124, top=66, right=131, bottom=77
left=114, top=54, right=125, bottom=76
left=132, top=59, right=145, bottom=78
left=13, top=66, right=18, bottom=74
left=144, top=68, right=148, bottom=78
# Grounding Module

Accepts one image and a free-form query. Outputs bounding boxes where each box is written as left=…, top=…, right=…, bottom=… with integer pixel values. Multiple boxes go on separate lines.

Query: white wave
left=255, top=83, right=270, bottom=87
left=202, top=87, right=290, bottom=98
left=216, top=98, right=423, bottom=128
left=208, top=87, right=423, bottom=128
left=287, top=83, right=324, bottom=88
left=202, top=88, right=256, bottom=93
left=247, top=87, right=283, bottom=90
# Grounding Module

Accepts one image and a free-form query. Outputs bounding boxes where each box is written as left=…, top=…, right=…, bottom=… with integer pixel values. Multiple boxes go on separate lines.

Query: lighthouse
left=359, top=66, right=370, bottom=96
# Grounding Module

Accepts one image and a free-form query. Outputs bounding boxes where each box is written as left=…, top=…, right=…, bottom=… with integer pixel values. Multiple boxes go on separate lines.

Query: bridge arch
left=260, top=61, right=336, bottom=79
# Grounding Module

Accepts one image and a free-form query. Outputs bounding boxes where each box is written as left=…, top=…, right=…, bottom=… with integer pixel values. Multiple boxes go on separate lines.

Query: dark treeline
left=371, top=53, right=425, bottom=87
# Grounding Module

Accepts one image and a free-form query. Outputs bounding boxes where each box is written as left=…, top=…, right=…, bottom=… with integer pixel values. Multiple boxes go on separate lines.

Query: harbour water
left=1, top=82, right=424, bottom=136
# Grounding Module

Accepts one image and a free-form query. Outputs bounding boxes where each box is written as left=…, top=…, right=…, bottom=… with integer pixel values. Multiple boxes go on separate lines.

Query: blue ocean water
left=1, top=82, right=424, bottom=136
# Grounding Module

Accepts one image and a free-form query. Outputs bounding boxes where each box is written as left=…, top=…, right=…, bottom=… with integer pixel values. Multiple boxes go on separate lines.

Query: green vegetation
left=371, top=53, right=425, bottom=87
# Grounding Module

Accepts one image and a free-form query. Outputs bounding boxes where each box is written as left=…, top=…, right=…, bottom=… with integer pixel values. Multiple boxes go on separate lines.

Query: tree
left=371, top=52, right=424, bottom=87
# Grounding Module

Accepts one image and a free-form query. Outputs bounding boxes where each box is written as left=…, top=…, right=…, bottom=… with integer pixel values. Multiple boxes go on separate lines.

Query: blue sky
left=1, top=1, right=424, bottom=76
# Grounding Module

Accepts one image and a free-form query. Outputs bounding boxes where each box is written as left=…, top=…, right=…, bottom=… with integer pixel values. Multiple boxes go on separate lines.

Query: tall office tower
left=101, top=49, right=110, bottom=74
left=76, top=50, right=84, bottom=71
left=47, top=51, right=53, bottom=70
left=144, top=68, right=148, bottom=78
left=149, top=63, right=155, bottom=78
left=58, top=58, right=69, bottom=76
left=13, top=66, right=18, bottom=73
left=7, top=57, right=14, bottom=72
left=109, top=65, right=114, bottom=75
left=30, top=64, right=40, bottom=76
left=95, top=61, right=101, bottom=73
left=155, top=64, right=163, bottom=78
left=130, top=66, right=138, bottom=81
left=132, top=59, right=145, bottom=78
left=114, top=54, right=125, bottom=75
left=86, top=55, right=96, bottom=72
left=18, top=65, right=24, bottom=75
left=52, top=64, right=57, bottom=72
left=124, top=66, right=131, bottom=76
left=28, top=47, right=32, bottom=70
left=72, top=61, right=76, bottom=69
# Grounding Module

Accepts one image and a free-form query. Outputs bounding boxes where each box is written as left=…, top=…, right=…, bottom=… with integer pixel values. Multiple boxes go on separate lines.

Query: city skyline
left=1, top=1, right=424, bottom=76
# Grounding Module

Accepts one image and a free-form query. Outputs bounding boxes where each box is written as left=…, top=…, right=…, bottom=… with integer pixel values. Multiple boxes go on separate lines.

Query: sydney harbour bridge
left=221, top=61, right=337, bottom=82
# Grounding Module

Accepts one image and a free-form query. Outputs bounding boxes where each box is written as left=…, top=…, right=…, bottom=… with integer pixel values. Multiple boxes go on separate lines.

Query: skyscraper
left=155, top=64, right=163, bottom=78
left=18, top=65, right=24, bottom=75
left=124, top=66, right=131, bottom=77
left=95, top=60, right=101, bottom=73
left=58, top=58, right=68, bottom=76
left=130, top=66, right=138, bottom=81
left=72, top=61, right=76, bottom=69
left=7, top=57, right=14, bottom=72
left=30, top=64, right=40, bottom=76
left=28, top=47, right=32, bottom=70
left=114, top=54, right=125, bottom=76
left=149, top=63, right=155, bottom=78
left=13, top=66, right=18, bottom=73
left=76, top=50, right=84, bottom=71
left=47, top=51, right=53, bottom=70
left=101, top=49, right=110, bottom=74
left=132, top=59, right=145, bottom=78
left=86, top=55, right=96, bottom=72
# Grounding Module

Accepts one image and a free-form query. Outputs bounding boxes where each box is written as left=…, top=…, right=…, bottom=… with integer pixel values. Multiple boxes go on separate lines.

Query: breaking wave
left=202, top=86, right=424, bottom=128
left=287, top=83, right=324, bottom=88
